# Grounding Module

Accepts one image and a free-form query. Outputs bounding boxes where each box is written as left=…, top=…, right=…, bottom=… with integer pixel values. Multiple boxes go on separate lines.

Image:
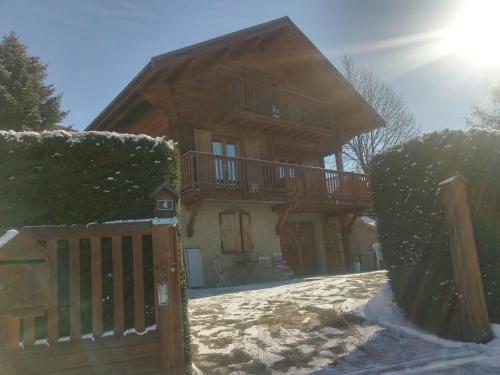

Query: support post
left=0, top=318, right=20, bottom=375
left=152, top=224, right=185, bottom=375
left=186, top=200, right=201, bottom=238
left=335, top=150, right=344, bottom=172
left=339, top=213, right=357, bottom=271
left=439, top=175, right=492, bottom=343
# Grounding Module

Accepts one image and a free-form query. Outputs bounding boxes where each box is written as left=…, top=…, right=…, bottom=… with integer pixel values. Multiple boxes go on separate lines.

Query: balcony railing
left=221, top=77, right=335, bottom=129
left=181, top=151, right=370, bottom=206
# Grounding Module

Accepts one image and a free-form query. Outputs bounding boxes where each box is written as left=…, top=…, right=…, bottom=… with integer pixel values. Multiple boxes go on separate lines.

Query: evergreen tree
left=0, top=31, right=67, bottom=130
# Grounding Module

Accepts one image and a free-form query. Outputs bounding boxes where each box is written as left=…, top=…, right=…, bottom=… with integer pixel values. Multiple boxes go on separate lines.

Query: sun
left=442, top=0, right=500, bottom=66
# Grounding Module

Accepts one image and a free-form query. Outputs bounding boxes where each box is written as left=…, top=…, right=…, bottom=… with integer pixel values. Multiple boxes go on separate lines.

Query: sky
left=0, top=0, right=497, bottom=132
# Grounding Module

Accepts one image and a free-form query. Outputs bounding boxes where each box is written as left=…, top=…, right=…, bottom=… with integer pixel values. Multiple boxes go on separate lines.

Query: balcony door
left=212, top=138, right=239, bottom=187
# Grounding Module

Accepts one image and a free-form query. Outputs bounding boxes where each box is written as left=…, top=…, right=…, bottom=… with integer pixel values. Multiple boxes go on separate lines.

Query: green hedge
left=0, top=130, right=177, bottom=226
left=371, top=129, right=500, bottom=341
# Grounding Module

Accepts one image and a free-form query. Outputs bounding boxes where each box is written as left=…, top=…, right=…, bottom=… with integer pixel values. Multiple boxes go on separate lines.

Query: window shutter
left=240, top=211, right=253, bottom=253
left=220, top=211, right=241, bottom=253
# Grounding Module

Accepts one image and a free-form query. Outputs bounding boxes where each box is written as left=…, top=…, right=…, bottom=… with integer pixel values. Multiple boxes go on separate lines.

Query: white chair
left=213, top=257, right=231, bottom=287
left=372, top=242, right=384, bottom=269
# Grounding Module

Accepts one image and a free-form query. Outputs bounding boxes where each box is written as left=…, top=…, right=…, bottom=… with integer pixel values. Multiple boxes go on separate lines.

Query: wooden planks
left=90, top=237, right=103, bottom=338
left=112, top=236, right=124, bottom=336
left=47, top=240, right=59, bottom=343
left=0, top=318, right=21, bottom=375
left=439, top=175, right=493, bottom=343
left=69, top=238, right=81, bottom=341
left=21, top=222, right=152, bottom=242
left=22, top=318, right=35, bottom=346
left=18, top=332, right=160, bottom=375
left=132, top=234, right=145, bottom=333
left=152, top=224, right=184, bottom=375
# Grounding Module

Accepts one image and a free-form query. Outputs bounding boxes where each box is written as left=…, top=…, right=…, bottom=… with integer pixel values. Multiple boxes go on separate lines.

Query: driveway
left=188, top=271, right=499, bottom=374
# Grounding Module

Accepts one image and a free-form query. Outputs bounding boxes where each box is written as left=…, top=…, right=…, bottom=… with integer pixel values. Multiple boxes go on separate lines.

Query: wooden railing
left=221, top=77, right=335, bottom=129
left=181, top=151, right=370, bottom=205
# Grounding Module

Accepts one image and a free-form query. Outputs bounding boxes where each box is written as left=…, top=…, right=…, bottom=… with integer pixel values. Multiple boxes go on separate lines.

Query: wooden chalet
left=87, top=17, right=384, bottom=286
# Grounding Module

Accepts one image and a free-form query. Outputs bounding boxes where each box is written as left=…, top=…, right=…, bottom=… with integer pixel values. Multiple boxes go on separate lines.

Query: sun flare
left=442, top=0, right=500, bottom=66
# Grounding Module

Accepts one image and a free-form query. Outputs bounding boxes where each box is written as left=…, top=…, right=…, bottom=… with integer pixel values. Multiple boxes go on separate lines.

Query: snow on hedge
left=0, top=129, right=178, bottom=227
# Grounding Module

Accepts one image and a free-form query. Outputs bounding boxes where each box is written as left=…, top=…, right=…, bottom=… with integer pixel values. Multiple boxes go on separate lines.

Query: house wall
left=180, top=201, right=282, bottom=287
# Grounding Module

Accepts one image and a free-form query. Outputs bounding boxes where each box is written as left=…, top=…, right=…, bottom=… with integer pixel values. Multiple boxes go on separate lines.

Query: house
left=86, top=17, right=384, bottom=287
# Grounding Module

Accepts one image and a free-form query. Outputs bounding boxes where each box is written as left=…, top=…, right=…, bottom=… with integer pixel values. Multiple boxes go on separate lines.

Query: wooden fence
left=0, top=220, right=184, bottom=374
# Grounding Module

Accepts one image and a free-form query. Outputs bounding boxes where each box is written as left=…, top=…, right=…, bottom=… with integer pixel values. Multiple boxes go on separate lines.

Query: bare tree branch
left=467, top=78, right=500, bottom=129
left=339, top=56, right=420, bottom=173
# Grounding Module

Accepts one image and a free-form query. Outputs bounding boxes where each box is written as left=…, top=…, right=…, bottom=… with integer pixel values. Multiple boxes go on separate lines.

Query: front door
left=280, top=222, right=317, bottom=275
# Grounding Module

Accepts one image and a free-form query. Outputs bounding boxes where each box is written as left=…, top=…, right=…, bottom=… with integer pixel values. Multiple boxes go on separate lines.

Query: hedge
left=0, top=130, right=177, bottom=226
left=371, top=128, right=500, bottom=341
left=0, top=130, right=191, bottom=371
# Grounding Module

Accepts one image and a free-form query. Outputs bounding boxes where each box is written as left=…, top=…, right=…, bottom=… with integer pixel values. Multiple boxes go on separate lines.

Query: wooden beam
left=0, top=318, right=20, bottom=375
left=439, top=175, right=492, bottom=342
left=275, top=202, right=299, bottom=235
left=165, top=57, right=196, bottom=83
left=338, top=212, right=360, bottom=270
left=228, top=35, right=261, bottom=60
left=138, top=84, right=178, bottom=139
left=186, top=200, right=202, bottom=238
left=256, top=26, right=290, bottom=54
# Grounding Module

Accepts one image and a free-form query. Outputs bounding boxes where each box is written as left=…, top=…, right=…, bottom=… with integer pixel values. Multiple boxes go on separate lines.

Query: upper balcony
left=218, top=77, right=335, bottom=138
left=180, top=151, right=371, bottom=211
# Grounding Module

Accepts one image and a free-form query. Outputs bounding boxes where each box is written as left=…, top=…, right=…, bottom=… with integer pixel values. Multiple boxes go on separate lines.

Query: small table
left=233, top=258, right=259, bottom=283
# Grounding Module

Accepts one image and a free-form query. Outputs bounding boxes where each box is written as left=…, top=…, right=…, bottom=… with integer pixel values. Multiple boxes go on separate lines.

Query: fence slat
left=132, top=234, right=146, bottom=333
left=47, top=240, right=58, bottom=343
left=112, top=236, right=124, bottom=336
left=22, top=318, right=35, bottom=346
left=90, top=237, right=103, bottom=338
left=69, top=238, right=81, bottom=341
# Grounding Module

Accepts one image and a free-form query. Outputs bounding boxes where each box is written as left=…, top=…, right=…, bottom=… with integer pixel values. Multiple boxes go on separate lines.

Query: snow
left=438, top=175, right=458, bottom=186
left=0, top=129, right=176, bottom=150
left=0, top=229, right=19, bottom=248
left=189, top=271, right=500, bottom=374
left=360, top=216, right=377, bottom=228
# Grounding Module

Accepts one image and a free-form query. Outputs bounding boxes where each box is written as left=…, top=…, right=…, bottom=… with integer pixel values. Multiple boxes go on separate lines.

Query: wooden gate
left=0, top=220, right=184, bottom=375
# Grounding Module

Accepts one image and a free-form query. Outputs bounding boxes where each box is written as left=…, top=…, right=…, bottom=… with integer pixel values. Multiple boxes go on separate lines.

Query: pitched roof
left=87, top=17, right=384, bottom=140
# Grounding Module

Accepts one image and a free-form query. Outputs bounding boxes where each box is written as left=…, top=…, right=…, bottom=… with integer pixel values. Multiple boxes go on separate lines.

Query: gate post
left=152, top=184, right=185, bottom=375
left=0, top=318, right=20, bottom=375
left=439, top=175, right=492, bottom=342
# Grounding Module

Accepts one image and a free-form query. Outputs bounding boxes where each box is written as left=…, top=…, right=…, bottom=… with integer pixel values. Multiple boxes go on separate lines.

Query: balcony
left=180, top=151, right=371, bottom=210
left=219, top=77, right=335, bottom=137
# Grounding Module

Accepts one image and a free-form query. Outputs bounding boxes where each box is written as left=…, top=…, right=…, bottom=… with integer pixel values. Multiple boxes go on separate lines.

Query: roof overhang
left=86, top=17, right=384, bottom=143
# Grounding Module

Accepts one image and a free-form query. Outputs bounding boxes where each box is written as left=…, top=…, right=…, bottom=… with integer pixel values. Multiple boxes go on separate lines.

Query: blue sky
left=0, top=0, right=495, bottom=132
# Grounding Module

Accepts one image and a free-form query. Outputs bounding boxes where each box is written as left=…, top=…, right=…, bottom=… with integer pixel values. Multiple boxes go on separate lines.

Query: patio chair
left=372, top=242, right=384, bottom=270
left=213, top=257, right=232, bottom=287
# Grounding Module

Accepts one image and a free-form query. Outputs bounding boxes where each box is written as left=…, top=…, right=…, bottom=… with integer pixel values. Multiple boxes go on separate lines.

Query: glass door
left=212, top=139, right=239, bottom=187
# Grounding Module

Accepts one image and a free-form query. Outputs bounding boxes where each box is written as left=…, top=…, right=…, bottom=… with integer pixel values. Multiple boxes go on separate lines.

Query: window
left=212, top=138, right=238, bottom=184
left=220, top=210, right=253, bottom=254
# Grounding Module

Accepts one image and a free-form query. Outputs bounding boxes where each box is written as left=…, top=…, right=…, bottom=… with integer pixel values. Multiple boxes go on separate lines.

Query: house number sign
left=157, top=199, right=174, bottom=211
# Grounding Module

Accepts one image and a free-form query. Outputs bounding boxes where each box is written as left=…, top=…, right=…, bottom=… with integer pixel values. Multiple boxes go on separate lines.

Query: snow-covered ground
left=188, top=271, right=500, bottom=374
